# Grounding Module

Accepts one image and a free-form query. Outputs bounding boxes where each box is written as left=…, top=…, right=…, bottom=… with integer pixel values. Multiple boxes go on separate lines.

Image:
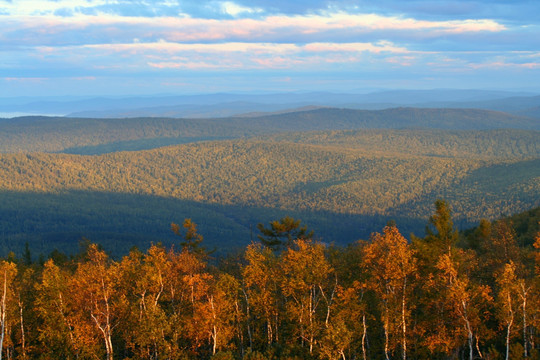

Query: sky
left=1, top=0, right=539, bottom=96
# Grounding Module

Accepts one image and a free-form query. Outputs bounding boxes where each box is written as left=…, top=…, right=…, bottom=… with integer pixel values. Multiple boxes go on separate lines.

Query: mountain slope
left=0, top=129, right=538, bottom=255
left=1, top=108, right=537, bottom=154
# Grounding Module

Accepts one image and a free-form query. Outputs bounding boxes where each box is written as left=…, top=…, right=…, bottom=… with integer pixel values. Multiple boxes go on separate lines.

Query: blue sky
left=1, top=0, right=539, bottom=96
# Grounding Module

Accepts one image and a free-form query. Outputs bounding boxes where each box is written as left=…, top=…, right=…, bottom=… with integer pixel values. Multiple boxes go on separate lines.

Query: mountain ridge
left=1, top=107, right=537, bottom=154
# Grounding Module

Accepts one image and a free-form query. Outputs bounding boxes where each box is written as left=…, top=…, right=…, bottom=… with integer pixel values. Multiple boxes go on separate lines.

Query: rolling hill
left=0, top=128, right=538, bottom=256
left=0, top=107, right=538, bottom=154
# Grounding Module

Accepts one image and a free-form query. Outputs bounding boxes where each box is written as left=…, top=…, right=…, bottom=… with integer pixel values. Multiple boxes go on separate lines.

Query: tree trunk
left=461, top=300, right=474, bottom=360
left=384, top=310, right=390, bottom=360
left=361, top=313, right=367, bottom=360
left=0, top=271, right=6, bottom=360
left=505, top=293, right=514, bottom=360
left=242, top=287, right=253, bottom=349
left=401, top=277, right=407, bottom=360
left=521, top=282, right=528, bottom=358
left=209, top=295, right=218, bottom=356
left=18, top=298, right=25, bottom=360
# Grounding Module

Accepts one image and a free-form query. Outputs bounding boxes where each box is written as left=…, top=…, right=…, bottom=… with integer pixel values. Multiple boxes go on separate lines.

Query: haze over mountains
left=1, top=89, right=539, bottom=119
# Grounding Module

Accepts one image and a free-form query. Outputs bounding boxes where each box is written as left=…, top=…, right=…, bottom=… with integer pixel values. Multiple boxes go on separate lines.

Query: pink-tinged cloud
left=96, top=42, right=300, bottom=54
left=40, top=41, right=410, bottom=57
left=29, top=40, right=420, bottom=71
left=0, top=11, right=507, bottom=47
left=303, top=42, right=410, bottom=54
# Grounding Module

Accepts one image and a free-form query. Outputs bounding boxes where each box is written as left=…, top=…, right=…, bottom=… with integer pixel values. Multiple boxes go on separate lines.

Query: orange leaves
left=363, top=225, right=416, bottom=294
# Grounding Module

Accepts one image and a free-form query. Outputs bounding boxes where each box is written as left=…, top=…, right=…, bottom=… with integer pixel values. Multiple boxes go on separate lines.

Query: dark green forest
left=0, top=201, right=538, bottom=359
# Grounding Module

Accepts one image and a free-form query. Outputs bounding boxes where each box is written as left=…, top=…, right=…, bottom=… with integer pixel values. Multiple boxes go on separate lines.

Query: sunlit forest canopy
left=0, top=117, right=538, bottom=256
left=0, top=202, right=538, bottom=359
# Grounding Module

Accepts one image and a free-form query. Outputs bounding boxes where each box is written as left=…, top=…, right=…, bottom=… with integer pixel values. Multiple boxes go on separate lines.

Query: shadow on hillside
left=0, top=190, right=427, bottom=259
left=60, top=136, right=234, bottom=155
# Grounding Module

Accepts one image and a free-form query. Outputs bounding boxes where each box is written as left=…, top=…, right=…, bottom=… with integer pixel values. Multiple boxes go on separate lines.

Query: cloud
left=0, top=10, right=507, bottom=48
left=4, top=77, right=48, bottom=83
left=303, top=41, right=410, bottom=54
left=1, top=0, right=112, bottom=16
left=1, top=1, right=539, bottom=95
left=220, top=2, right=263, bottom=17
left=469, top=61, right=540, bottom=70
left=22, top=40, right=415, bottom=72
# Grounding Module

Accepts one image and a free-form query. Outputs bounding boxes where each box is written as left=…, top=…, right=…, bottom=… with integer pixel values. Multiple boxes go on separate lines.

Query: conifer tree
left=257, top=216, right=314, bottom=250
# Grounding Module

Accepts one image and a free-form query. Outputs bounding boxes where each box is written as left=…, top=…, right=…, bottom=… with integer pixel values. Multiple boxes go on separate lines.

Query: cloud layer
left=1, top=0, right=539, bottom=95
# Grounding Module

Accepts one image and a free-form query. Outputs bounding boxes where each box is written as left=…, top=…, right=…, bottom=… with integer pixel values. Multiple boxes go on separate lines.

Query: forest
left=0, top=108, right=538, bottom=359
left=0, top=200, right=538, bottom=359
left=0, top=126, right=538, bottom=255
left=1, top=108, right=538, bottom=154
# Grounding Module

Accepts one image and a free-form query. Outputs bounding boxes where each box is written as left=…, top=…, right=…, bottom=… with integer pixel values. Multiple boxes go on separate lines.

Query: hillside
left=264, top=128, right=540, bottom=159
left=0, top=107, right=537, bottom=154
left=0, top=129, right=538, bottom=255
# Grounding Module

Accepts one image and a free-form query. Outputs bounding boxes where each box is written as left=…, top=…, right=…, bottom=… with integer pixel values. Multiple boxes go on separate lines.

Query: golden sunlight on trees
left=0, top=204, right=536, bottom=358
left=362, top=225, right=415, bottom=360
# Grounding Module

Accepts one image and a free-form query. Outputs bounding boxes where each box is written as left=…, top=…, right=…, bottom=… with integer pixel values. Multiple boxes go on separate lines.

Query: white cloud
left=220, top=1, right=262, bottom=17
left=0, top=10, right=507, bottom=47
left=1, top=0, right=113, bottom=16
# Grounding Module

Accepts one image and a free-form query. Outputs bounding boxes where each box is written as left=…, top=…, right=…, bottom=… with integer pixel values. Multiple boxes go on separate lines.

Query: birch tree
left=362, top=225, right=416, bottom=360
left=281, top=239, right=333, bottom=355
left=71, top=244, right=121, bottom=360
left=0, top=261, right=16, bottom=360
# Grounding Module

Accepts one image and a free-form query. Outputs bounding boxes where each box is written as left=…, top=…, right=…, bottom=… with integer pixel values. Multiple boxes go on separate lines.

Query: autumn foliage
left=0, top=204, right=539, bottom=359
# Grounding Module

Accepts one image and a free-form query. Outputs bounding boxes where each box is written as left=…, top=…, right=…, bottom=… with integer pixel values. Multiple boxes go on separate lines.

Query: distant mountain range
left=1, top=89, right=539, bottom=118
left=1, top=107, right=537, bottom=154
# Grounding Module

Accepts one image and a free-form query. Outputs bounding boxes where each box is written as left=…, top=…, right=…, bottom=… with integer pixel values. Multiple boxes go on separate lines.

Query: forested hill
left=240, top=107, right=539, bottom=131
left=263, top=128, right=540, bottom=159
left=0, top=107, right=537, bottom=153
left=0, top=128, right=538, bottom=255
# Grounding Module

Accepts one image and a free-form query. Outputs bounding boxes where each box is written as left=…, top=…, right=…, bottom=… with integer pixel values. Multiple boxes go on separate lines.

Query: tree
left=117, top=245, right=179, bottom=359
left=319, top=284, right=366, bottom=360
left=416, top=199, right=459, bottom=261
left=257, top=216, right=313, bottom=250
left=242, top=243, right=282, bottom=349
left=192, top=274, right=239, bottom=356
left=71, top=244, right=121, bottom=360
left=280, top=239, right=333, bottom=355
left=362, top=225, right=416, bottom=360
left=496, top=262, right=520, bottom=360
left=171, top=218, right=208, bottom=257
left=434, top=251, right=493, bottom=360
left=35, top=259, right=78, bottom=359
left=168, top=245, right=213, bottom=355
left=0, top=261, right=17, bottom=360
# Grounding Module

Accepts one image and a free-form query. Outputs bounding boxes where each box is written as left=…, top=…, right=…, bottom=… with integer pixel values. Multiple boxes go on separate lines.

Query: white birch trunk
left=384, top=307, right=390, bottom=360
left=18, top=298, right=25, bottom=360
left=361, top=313, right=367, bottom=360
left=520, top=281, right=529, bottom=358
left=0, top=271, right=6, bottom=360
left=401, top=277, right=407, bottom=360
left=505, top=293, right=514, bottom=360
